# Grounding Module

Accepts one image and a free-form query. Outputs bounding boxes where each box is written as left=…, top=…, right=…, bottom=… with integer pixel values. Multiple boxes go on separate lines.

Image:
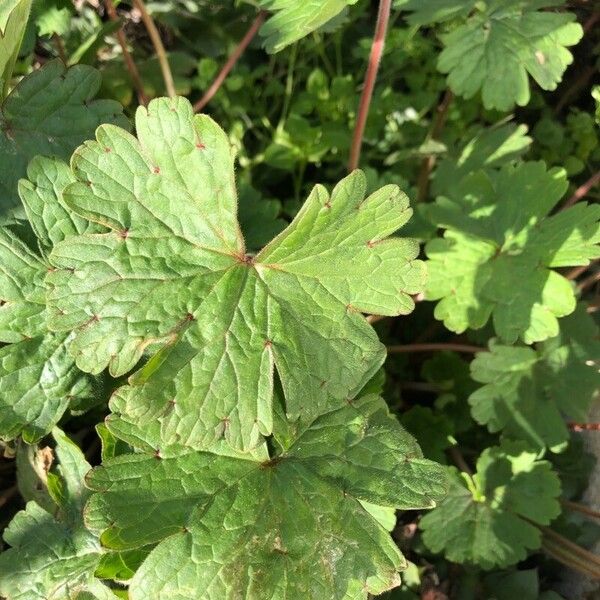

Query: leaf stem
left=561, top=499, right=600, bottom=521
left=447, top=445, right=473, bottom=475
left=52, top=34, right=67, bottom=63
left=540, top=526, right=600, bottom=572
left=561, top=170, right=600, bottom=210
left=193, top=11, right=267, bottom=113
left=416, top=89, right=454, bottom=202
left=347, top=0, right=392, bottom=172
left=104, top=0, right=148, bottom=106
left=568, top=421, right=600, bottom=432
left=542, top=537, right=600, bottom=579
left=387, top=343, right=483, bottom=354
left=133, top=0, right=176, bottom=98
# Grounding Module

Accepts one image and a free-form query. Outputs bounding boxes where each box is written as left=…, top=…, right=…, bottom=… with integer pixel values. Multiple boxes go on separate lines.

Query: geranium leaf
left=0, top=157, right=99, bottom=443
left=425, top=161, right=600, bottom=344
left=0, top=60, right=127, bottom=221
left=469, top=305, right=600, bottom=451
left=420, top=442, right=561, bottom=569
left=258, top=1, right=359, bottom=53
left=0, top=430, right=102, bottom=600
left=425, top=1, right=583, bottom=110
left=44, top=96, right=425, bottom=451
left=85, top=395, right=447, bottom=599
left=0, top=0, right=32, bottom=98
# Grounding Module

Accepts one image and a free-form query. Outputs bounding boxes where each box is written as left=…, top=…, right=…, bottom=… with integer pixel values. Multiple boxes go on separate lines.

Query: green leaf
left=0, top=0, right=32, bottom=98
left=0, top=60, right=127, bottom=220
left=434, top=1, right=583, bottom=110
left=85, top=395, right=447, bottom=599
left=394, top=0, right=478, bottom=26
left=0, top=430, right=101, bottom=600
left=469, top=305, right=600, bottom=451
left=400, top=406, right=454, bottom=463
left=258, top=0, right=359, bottom=53
left=33, top=0, right=72, bottom=37
left=431, top=123, right=532, bottom=197
left=44, top=96, right=425, bottom=451
left=0, top=156, right=98, bottom=442
left=425, top=161, right=600, bottom=344
left=420, top=442, right=561, bottom=569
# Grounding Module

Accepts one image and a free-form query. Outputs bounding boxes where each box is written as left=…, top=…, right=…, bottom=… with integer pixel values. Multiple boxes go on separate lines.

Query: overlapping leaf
left=0, top=156, right=99, bottom=442
left=425, top=161, right=600, bottom=344
left=44, top=96, right=425, bottom=450
left=398, top=0, right=583, bottom=111
left=469, top=305, right=600, bottom=451
left=420, top=442, right=561, bottom=569
left=0, top=0, right=32, bottom=98
left=258, top=0, right=358, bottom=53
left=0, top=60, right=127, bottom=220
left=0, top=429, right=103, bottom=600
left=85, top=394, right=447, bottom=599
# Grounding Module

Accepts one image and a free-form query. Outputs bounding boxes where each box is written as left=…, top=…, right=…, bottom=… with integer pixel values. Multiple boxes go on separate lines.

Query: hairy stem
left=193, top=11, right=267, bottom=113
left=416, top=89, right=454, bottom=202
left=387, top=342, right=483, bottom=354
left=348, top=0, right=392, bottom=172
left=562, top=499, right=600, bottom=521
left=104, top=0, right=148, bottom=106
left=568, top=421, right=600, bottom=432
left=133, top=0, right=176, bottom=98
left=561, top=170, right=600, bottom=210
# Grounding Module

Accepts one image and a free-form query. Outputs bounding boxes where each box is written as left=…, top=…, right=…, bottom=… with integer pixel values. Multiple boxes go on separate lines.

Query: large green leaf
left=258, top=0, right=358, bottom=53
left=0, top=0, right=32, bottom=98
left=397, top=1, right=583, bottom=111
left=44, top=96, right=425, bottom=451
left=0, top=60, right=127, bottom=220
left=0, top=430, right=102, bottom=600
left=425, top=161, right=600, bottom=344
left=85, top=394, right=447, bottom=599
left=469, top=305, right=600, bottom=451
left=420, top=442, right=561, bottom=569
left=0, top=156, right=99, bottom=442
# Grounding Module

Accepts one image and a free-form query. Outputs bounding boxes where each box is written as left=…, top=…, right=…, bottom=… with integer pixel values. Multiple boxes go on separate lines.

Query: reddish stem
left=193, top=11, right=267, bottom=113
left=387, top=343, right=483, bottom=354
left=347, top=0, right=392, bottom=172
left=568, top=422, right=600, bottom=432
left=562, top=499, right=600, bottom=521
left=104, top=0, right=148, bottom=106
left=561, top=170, right=600, bottom=210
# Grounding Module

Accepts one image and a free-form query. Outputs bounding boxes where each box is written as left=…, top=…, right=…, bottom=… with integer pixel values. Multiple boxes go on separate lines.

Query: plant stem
left=366, top=315, right=387, bottom=324
left=416, top=89, right=454, bottom=202
left=540, top=526, right=600, bottom=571
left=447, top=445, right=473, bottom=475
left=0, top=485, right=17, bottom=509
left=52, top=34, right=67, bottom=63
left=133, top=0, right=175, bottom=98
left=193, top=11, right=267, bottom=113
left=276, top=43, right=297, bottom=132
left=387, top=343, right=483, bottom=354
left=104, top=0, right=148, bottom=106
left=542, top=537, right=600, bottom=580
left=562, top=499, right=600, bottom=521
left=568, top=421, right=600, bottom=432
left=566, top=260, right=598, bottom=280
left=347, top=0, right=392, bottom=172
left=561, top=170, right=600, bottom=210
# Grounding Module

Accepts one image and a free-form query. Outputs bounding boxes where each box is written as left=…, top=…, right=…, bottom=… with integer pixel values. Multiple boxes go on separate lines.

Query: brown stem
left=104, top=0, right=148, bottom=106
left=540, top=526, right=600, bottom=570
left=566, top=260, right=597, bottom=280
left=387, top=342, right=483, bottom=354
left=542, top=538, right=600, bottom=580
left=366, top=315, right=387, bottom=324
left=568, top=421, right=600, bottom=432
left=577, top=270, right=600, bottom=293
left=52, top=34, right=67, bottom=63
left=416, top=90, right=454, bottom=202
left=193, top=11, right=267, bottom=113
left=133, top=0, right=175, bottom=98
left=561, top=170, right=600, bottom=210
left=447, top=445, right=473, bottom=475
left=562, top=499, right=600, bottom=521
left=348, top=0, right=392, bottom=172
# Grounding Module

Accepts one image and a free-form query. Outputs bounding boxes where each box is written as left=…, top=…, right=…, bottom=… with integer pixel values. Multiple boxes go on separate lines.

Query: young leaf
left=0, top=0, right=33, bottom=98
left=44, top=96, right=425, bottom=450
left=0, top=430, right=102, bottom=600
left=258, top=0, right=358, bottom=53
left=0, top=156, right=99, bottom=442
left=433, top=1, right=583, bottom=110
left=425, top=161, right=600, bottom=344
left=420, top=442, right=561, bottom=569
left=469, top=305, right=600, bottom=451
left=85, top=395, right=447, bottom=599
left=0, top=60, right=127, bottom=220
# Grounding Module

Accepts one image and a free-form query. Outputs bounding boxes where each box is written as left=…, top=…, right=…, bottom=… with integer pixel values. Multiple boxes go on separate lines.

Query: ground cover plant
left=0, top=0, right=599, bottom=598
